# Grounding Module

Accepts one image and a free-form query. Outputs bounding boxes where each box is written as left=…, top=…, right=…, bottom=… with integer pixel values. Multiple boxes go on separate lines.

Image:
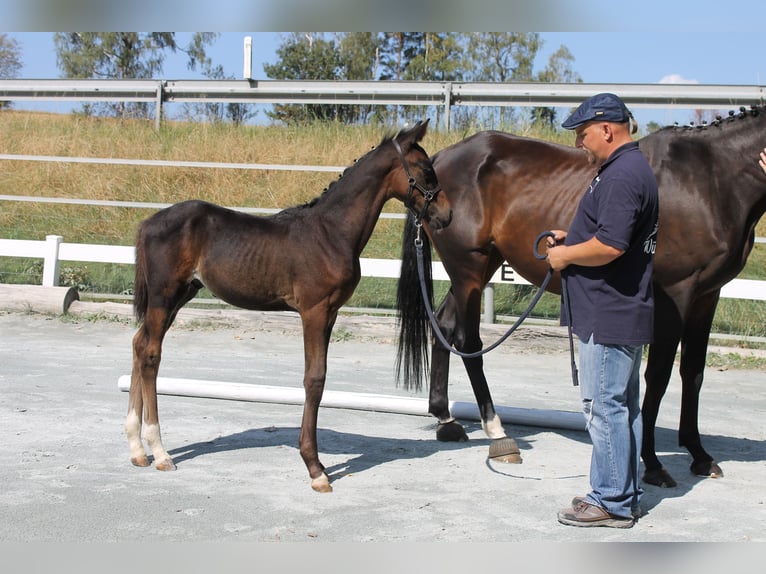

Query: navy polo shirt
left=562, top=141, right=659, bottom=346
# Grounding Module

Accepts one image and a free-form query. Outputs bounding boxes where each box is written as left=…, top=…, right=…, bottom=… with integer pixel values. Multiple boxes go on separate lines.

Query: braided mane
left=657, top=103, right=765, bottom=134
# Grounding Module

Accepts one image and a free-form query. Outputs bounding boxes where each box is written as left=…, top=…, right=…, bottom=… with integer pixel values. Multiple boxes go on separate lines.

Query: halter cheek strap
left=391, top=139, right=442, bottom=222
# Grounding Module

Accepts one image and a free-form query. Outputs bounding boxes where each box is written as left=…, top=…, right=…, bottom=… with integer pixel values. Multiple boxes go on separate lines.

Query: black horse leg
left=429, top=290, right=469, bottom=442
left=458, top=285, right=521, bottom=463
left=641, top=340, right=679, bottom=487
left=641, top=289, right=682, bottom=487
left=678, top=291, right=722, bottom=479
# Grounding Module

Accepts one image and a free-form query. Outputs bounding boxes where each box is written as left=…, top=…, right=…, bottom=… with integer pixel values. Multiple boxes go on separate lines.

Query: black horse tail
left=395, top=215, right=433, bottom=392
left=132, top=223, right=149, bottom=325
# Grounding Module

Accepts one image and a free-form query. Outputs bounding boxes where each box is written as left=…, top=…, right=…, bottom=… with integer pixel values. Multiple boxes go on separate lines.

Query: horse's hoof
left=691, top=459, right=723, bottom=479
left=642, top=468, right=677, bottom=488
left=436, top=421, right=468, bottom=442
left=130, top=455, right=150, bottom=468
left=488, top=437, right=522, bottom=464
left=311, top=474, right=332, bottom=493
left=155, top=459, right=177, bottom=472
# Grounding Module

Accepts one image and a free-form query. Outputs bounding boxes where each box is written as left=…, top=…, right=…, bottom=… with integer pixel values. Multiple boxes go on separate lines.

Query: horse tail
left=132, top=222, right=149, bottom=325
left=395, top=216, right=433, bottom=392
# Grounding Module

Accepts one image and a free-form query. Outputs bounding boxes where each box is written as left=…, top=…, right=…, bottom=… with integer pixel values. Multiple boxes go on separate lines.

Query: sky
left=4, top=0, right=766, bottom=129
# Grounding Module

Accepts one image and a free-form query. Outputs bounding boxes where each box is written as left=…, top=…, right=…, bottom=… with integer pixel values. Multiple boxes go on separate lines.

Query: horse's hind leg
left=428, top=290, right=469, bottom=442
left=458, top=281, right=521, bottom=464
left=678, top=292, right=722, bottom=479
left=127, top=280, right=202, bottom=471
left=642, top=289, right=682, bottom=487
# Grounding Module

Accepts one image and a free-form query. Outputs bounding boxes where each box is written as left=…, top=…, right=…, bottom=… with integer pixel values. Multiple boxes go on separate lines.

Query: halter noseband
left=391, top=139, right=442, bottom=222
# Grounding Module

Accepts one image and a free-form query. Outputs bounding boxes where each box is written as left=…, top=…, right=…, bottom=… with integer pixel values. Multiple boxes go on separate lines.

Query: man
left=546, top=93, right=659, bottom=528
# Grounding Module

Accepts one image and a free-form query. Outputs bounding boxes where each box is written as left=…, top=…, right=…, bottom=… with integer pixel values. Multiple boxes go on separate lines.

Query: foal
left=126, top=120, right=451, bottom=492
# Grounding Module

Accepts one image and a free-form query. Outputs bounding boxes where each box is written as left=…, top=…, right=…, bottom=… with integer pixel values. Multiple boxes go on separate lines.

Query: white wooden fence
left=1, top=234, right=763, bottom=308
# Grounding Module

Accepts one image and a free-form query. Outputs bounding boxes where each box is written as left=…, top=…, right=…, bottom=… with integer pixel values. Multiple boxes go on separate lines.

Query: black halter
left=391, top=138, right=442, bottom=222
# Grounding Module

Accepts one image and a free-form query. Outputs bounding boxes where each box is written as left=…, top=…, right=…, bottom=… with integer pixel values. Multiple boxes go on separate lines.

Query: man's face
left=574, top=121, right=605, bottom=166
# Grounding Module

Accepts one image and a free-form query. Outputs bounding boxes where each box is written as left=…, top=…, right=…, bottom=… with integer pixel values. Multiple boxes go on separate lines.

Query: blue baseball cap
left=561, top=92, right=632, bottom=130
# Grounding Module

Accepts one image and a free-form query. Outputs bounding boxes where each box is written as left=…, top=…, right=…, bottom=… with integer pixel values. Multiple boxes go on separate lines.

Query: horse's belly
left=196, top=268, right=296, bottom=312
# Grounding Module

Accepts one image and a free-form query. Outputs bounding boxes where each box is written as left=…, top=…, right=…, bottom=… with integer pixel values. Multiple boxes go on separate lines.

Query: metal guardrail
left=2, top=79, right=765, bottom=130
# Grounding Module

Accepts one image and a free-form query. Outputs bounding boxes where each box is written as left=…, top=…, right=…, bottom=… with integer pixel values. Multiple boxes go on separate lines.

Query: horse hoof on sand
left=436, top=421, right=468, bottom=442
left=130, top=455, right=151, bottom=468
left=155, top=459, right=177, bottom=472
left=691, top=460, right=723, bottom=479
left=488, top=437, right=522, bottom=464
left=642, top=468, right=677, bottom=488
left=311, top=474, right=332, bottom=493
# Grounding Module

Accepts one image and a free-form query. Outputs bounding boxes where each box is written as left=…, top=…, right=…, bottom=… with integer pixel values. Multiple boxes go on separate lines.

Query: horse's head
left=391, top=119, right=452, bottom=230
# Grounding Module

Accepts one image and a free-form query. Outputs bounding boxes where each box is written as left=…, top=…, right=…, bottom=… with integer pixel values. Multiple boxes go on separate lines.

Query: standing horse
left=397, top=106, right=766, bottom=488
left=126, top=120, right=451, bottom=493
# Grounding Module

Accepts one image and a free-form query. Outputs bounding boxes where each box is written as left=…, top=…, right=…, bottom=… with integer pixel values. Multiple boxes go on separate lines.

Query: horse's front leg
left=678, top=292, right=722, bottom=479
left=428, top=290, right=469, bottom=442
left=298, top=309, right=336, bottom=493
left=127, top=312, right=175, bottom=471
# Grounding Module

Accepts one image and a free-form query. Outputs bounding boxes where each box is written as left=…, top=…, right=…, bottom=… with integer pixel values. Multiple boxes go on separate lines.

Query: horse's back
left=139, top=199, right=261, bottom=239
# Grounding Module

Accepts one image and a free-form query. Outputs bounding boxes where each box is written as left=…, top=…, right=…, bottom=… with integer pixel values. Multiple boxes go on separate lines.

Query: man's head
left=562, top=93, right=636, bottom=166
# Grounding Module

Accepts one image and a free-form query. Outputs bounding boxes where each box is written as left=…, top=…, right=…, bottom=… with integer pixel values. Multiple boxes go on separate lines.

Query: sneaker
left=572, top=496, right=643, bottom=520
left=558, top=500, right=634, bottom=528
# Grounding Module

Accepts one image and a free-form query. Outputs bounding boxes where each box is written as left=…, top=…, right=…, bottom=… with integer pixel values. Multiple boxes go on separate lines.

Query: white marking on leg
left=482, top=413, right=507, bottom=439
left=143, top=423, right=173, bottom=468
left=125, top=409, right=146, bottom=461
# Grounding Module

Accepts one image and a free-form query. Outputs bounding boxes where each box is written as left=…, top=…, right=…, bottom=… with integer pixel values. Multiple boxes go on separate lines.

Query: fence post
left=42, top=235, right=62, bottom=286
left=483, top=284, right=495, bottom=324
left=443, top=82, right=452, bottom=131
left=154, top=81, right=163, bottom=131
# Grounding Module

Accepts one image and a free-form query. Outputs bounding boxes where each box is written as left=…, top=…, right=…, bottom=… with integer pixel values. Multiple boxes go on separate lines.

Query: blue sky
left=6, top=31, right=766, bottom=128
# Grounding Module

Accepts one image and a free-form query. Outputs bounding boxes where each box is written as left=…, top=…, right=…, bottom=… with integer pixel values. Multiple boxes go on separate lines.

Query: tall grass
left=1, top=110, right=764, bottom=336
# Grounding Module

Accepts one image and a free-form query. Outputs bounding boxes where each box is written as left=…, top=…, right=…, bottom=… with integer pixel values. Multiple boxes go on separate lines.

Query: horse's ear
left=397, top=119, right=430, bottom=146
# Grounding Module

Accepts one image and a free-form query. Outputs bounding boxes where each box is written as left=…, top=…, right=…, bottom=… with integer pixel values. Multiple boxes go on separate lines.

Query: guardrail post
left=42, top=235, right=63, bottom=286
left=443, top=82, right=452, bottom=131
left=154, top=81, right=163, bottom=131
left=483, top=284, right=495, bottom=324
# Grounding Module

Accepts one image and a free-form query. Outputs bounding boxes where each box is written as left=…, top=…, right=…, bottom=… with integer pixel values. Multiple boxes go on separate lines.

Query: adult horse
left=396, top=106, right=766, bottom=488
left=126, top=120, right=452, bottom=493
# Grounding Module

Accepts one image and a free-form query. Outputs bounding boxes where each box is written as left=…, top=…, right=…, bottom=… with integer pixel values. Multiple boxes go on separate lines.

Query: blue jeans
left=578, top=335, right=644, bottom=518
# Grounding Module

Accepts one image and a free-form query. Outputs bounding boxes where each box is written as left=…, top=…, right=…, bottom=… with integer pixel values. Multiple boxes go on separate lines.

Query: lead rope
left=414, top=226, right=578, bottom=386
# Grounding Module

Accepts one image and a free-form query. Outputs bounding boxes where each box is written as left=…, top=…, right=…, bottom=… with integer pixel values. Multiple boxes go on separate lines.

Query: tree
left=180, top=33, right=256, bottom=126
left=461, top=33, right=542, bottom=128
left=466, top=32, right=540, bottom=83
left=263, top=33, right=343, bottom=124
left=335, top=32, right=385, bottom=124
left=0, top=34, right=23, bottom=109
left=531, top=45, right=582, bottom=128
left=53, top=32, right=217, bottom=120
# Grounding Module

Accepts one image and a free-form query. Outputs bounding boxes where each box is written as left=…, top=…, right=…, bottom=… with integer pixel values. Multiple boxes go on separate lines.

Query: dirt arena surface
left=0, top=300, right=764, bottom=562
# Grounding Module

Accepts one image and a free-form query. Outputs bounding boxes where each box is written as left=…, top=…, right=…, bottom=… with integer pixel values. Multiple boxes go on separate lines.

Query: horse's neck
left=309, top=165, right=391, bottom=257
left=713, top=119, right=766, bottom=218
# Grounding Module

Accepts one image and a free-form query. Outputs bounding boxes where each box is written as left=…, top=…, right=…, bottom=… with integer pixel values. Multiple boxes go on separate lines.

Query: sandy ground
left=0, top=301, right=764, bottom=560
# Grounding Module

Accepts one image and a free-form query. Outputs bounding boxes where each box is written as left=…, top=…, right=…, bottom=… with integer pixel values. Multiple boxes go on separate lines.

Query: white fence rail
left=1, top=236, right=764, bottom=318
